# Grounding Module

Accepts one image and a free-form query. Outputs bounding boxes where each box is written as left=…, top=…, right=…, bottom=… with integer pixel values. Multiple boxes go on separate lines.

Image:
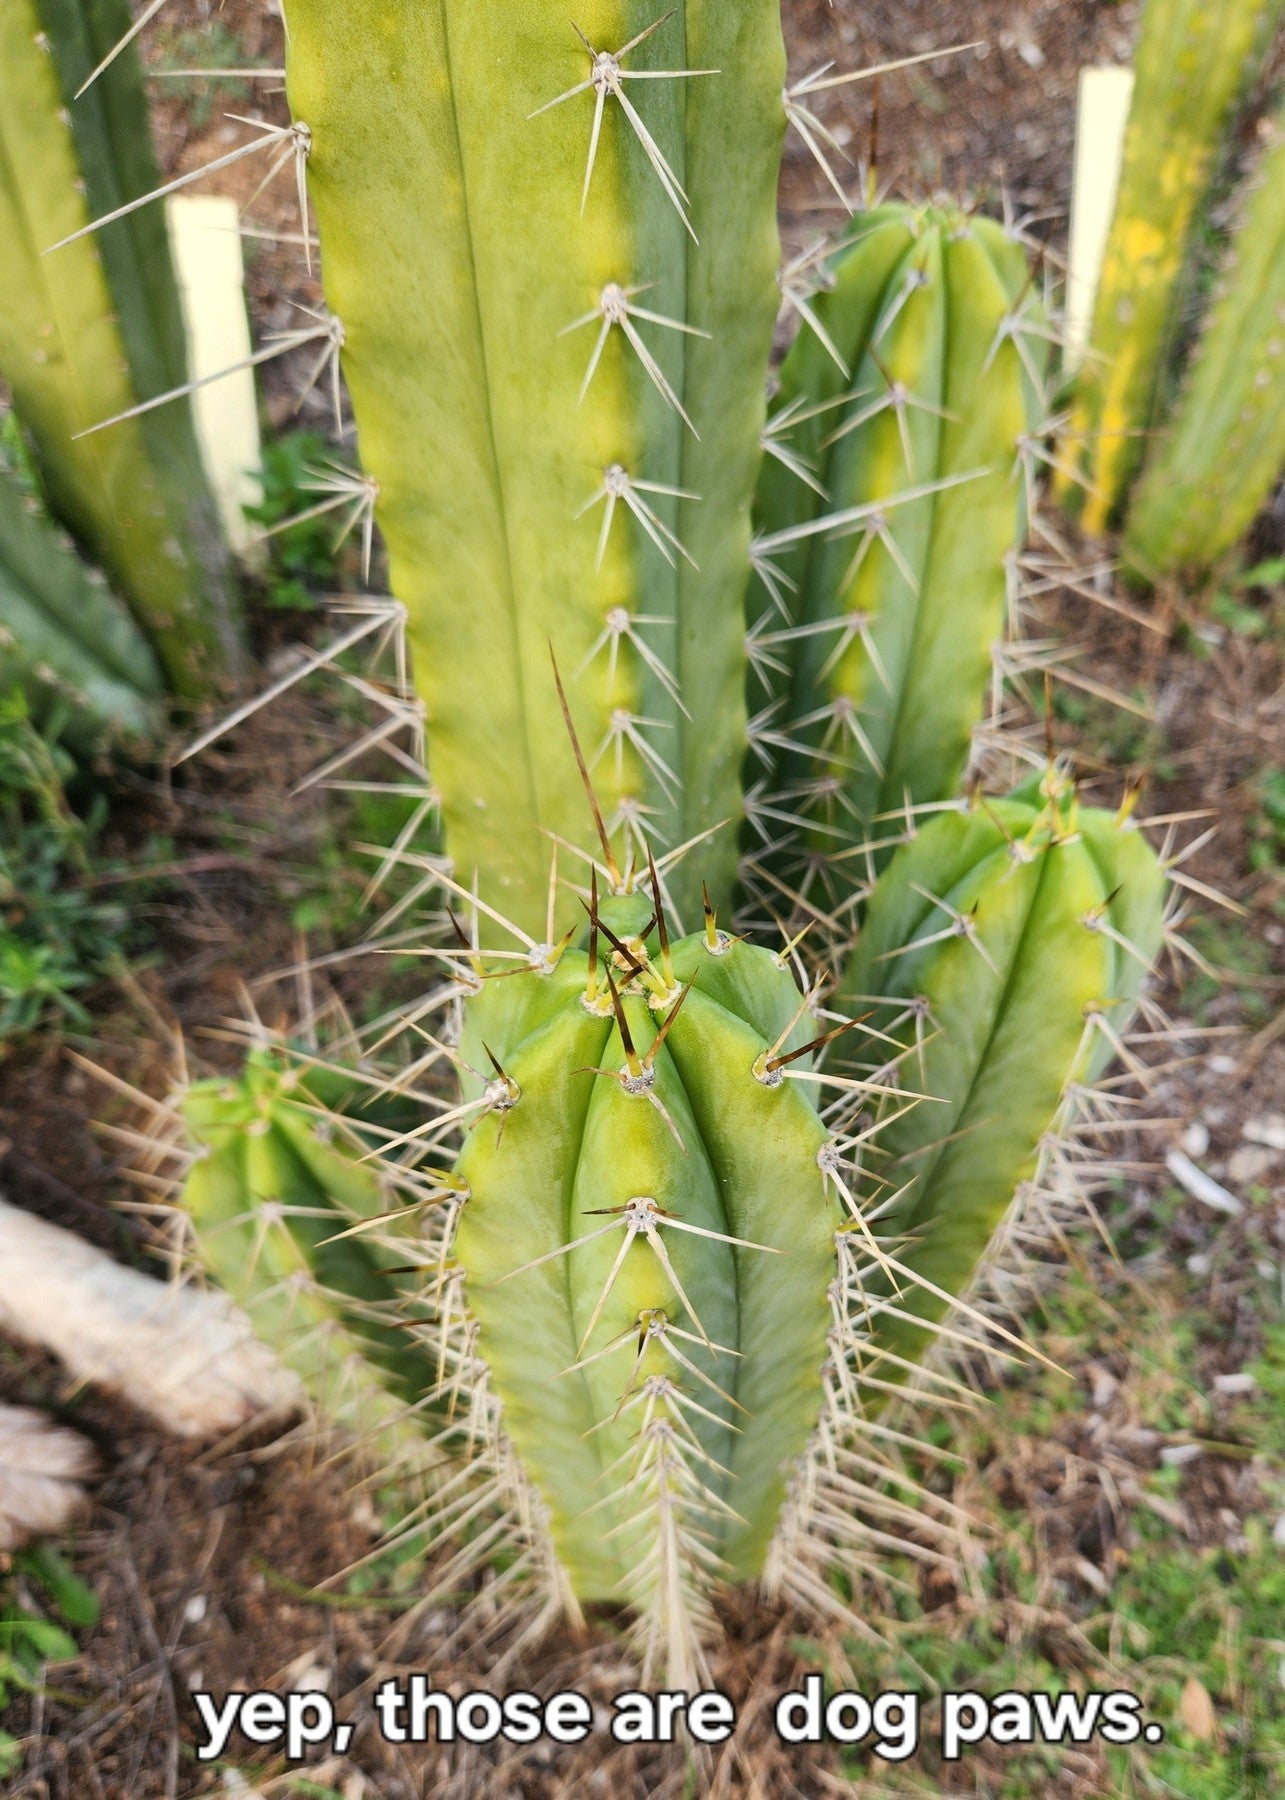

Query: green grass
left=0, top=1546, right=99, bottom=1780
left=807, top=1238, right=1284, bottom=1798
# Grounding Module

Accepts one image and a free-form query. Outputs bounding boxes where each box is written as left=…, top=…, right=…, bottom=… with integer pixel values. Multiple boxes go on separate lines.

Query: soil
left=2, top=1, right=1282, bottom=1796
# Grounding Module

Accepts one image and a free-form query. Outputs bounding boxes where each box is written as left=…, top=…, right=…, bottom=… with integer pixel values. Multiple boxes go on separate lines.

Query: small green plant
left=1246, top=767, right=1285, bottom=877
left=0, top=1544, right=99, bottom=1780
left=152, top=21, right=253, bottom=130
left=245, top=430, right=355, bottom=614
left=0, top=689, right=136, bottom=1046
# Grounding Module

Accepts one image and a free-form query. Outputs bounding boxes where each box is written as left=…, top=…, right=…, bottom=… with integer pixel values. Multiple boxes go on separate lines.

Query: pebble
left=1228, top=1145, right=1275, bottom=1186
left=1181, top=1121, right=1210, bottom=1158
left=1245, top=1115, right=1285, bottom=1153
left=1212, top=1372, right=1256, bottom=1396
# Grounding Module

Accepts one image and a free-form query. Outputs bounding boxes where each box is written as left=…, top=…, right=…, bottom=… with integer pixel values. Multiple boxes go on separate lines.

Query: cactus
left=836, top=778, right=1167, bottom=1383
left=1124, top=96, right=1285, bottom=577
left=451, top=893, right=837, bottom=1636
left=0, top=455, right=164, bottom=750
left=1057, top=0, right=1284, bottom=533
left=274, top=2, right=785, bottom=939
left=0, top=0, right=239, bottom=698
left=746, top=204, right=1046, bottom=907
left=49, top=0, right=1179, bottom=1684
left=181, top=1048, right=447, bottom=1465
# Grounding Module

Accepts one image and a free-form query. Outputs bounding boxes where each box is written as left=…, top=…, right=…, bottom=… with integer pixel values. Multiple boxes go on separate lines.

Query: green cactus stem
left=1124, top=95, right=1285, bottom=576
left=449, top=894, right=837, bottom=1641
left=182, top=1049, right=447, bottom=1464
left=1057, top=0, right=1284, bottom=533
left=0, top=0, right=239, bottom=698
left=747, top=203, right=1045, bottom=905
left=835, top=777, right=1167, bottom=1384
left=0, top=458, right=165, bottom=750
left=282, top=3, right=785, bottom=939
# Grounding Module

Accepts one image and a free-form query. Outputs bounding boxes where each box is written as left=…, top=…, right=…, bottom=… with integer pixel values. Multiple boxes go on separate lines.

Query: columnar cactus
left=0, top=456, right=164, bottom=749
left=836, top=780, right=1167, bottom=1382
left=1057, top=0, right=1284, bottom=532
left=0, top=0, right=239, bottom=698
left=53, top=0, right=1179, bottom=1684
left=747, top=204, right=1046, bottom=907
left=284, top=2, right=786, bottom=936
left=1124, top=94, right=1285, bottom=577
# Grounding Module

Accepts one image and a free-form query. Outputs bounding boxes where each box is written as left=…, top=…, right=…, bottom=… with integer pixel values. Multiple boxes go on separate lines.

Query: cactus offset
left=746, top=205, right=1046, bottom=909
left=1124, top=96, right=1285, bottom=577
left=181, top=1049, right=447, bottom=1465
left=0, top=456, right=164, bottom=749
left=836, top=779, right=1167, bottom=1380
left=0, top=0, right=239, bottom=697
left=1057, top=0, right=1284, bottom=532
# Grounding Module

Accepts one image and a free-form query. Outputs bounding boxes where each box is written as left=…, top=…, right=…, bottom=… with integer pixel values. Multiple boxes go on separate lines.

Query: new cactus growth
left=747, top=204, right=1046, bottom=906
left=0, top=0, right=239, bottom=697
left=0, top=456, right=164, bottom=749
left=1057, top=0, right=1284, bottom=532
left=181, top=1048, right=446, bottom=1465
left=836, top=779, right=1167, bottom=1381
left=1124, top=95, right=1285, bottom=577
left=452, top=890, right=836, bottom=1643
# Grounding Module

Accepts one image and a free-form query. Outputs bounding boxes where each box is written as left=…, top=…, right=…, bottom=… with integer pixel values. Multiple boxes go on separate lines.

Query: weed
left=244, top=432, right=365, bottom=613
left=0, top=1544, right=98, bottom=1779
left=0, top=691, right=139, bottom=1047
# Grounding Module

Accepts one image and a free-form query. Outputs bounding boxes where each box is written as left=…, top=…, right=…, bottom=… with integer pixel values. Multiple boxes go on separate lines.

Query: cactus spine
left=283, top=3, right=784, bottom=938
left=1124, top=96, right=1285, bottom=576
left=0, top=456, right=164, bottom=749
left=747, top=205, right=1045, bottom=905
left=1057, top=0, right=1284, bottom=532
left=0, top=0, right=239, bottom=698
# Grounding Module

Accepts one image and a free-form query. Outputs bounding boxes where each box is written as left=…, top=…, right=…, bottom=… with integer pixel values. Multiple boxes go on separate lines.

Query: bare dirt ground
left=2, top=1, right=1282, bottom=1796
